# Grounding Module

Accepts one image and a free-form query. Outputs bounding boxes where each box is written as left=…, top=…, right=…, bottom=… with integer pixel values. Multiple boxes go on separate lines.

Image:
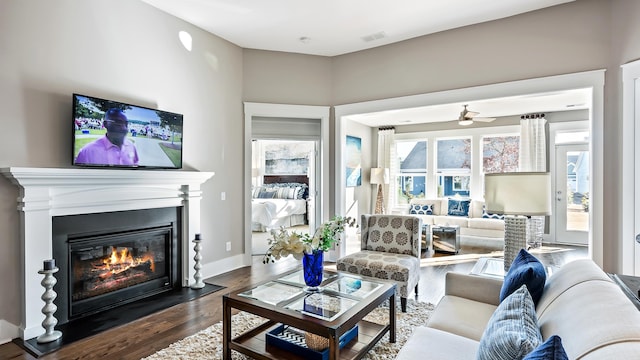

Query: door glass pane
left=566, top=150, right=589, bottom=232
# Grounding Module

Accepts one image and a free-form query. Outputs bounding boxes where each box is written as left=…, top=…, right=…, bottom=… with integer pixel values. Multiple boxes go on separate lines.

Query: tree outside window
left=482, top=135, right=519, bottom=173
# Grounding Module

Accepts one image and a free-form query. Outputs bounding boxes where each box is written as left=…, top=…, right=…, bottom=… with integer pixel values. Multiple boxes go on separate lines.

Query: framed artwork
left=346, top=135, right=362, bottom=187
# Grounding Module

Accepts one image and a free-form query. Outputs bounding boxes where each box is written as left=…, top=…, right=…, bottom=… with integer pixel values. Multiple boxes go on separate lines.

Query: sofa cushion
left=433, top=216, right=469, bottom=228
left=409, top=203, right=433, bottom=215
left=523, top=335, right=568, bottom=360
left=427, top=295, right=497, bottom=341
left=500, top=249, right=546, bottom=306
left=396, top=326, right=480, bottom=360
left=447, top=198, right=471, bottom=217
left=477, top=284, right=543, bottom=360
left=468, top=217, right=504, bottom=231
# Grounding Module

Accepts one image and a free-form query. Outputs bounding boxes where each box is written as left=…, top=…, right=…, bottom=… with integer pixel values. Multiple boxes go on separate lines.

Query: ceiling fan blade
left=473, top=117, right=496, bottom=122
left=465, top=110, right=480, bottom=118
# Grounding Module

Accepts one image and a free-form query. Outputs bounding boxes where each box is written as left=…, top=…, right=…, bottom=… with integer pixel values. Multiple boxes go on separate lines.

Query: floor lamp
left=371, top=168, right=389, bottom=214
left=484, top=172, right=552, bottom=272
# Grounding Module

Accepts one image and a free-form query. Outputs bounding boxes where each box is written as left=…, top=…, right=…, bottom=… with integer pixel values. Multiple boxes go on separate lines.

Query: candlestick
left=37, top=267, right=62, bottom=343
left=191, top=234, right=205, bottom=289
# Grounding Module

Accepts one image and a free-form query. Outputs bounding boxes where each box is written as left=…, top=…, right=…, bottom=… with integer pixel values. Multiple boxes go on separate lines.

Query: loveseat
left=403, top=198, right=504, bottom=249
left=396, top=257, right=640, bottom=359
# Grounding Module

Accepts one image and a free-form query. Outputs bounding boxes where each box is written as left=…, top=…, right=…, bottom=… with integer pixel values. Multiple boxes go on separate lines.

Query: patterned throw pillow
left=257, top=189, right=277, bottom=199
left=477, top=285, right=543, bottom=360
left=409, top=204, right=433, bottom=215
left=482, top=205, right=505, bottom=220
left=447, top=199, right=471, bottom=217
left=500, top=249, right=547, bottom=306
left=523, top=335, right=569, bottom=360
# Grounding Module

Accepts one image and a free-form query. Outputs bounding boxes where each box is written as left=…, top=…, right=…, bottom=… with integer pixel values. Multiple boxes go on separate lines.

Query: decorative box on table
left=266, top=323, right=358, bottom=360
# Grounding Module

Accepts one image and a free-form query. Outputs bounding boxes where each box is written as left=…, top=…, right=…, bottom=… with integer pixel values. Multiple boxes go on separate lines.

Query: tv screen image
left=72, top=93, right=183, bottom=169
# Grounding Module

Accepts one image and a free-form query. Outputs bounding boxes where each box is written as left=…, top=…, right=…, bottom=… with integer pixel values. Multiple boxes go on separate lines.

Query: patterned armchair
left=336, top=214, right=422, bottom=312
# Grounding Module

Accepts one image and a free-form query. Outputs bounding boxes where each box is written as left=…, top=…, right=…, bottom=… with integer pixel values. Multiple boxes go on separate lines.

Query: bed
left=251, top=175, right=309, bottom=232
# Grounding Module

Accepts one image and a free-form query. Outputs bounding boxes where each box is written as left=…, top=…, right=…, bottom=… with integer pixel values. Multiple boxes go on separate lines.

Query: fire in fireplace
left=53, top=207, right=182, bottom=325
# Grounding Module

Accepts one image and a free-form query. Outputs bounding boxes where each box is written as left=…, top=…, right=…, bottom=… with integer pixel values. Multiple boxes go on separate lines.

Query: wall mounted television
left=72, top=93, right=183, bottom=169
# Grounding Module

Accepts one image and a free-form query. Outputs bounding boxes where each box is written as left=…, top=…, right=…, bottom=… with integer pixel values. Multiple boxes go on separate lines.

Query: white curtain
left=519, top=115, right=547, bottom=171
left=377, top=127, right=395, bottom=213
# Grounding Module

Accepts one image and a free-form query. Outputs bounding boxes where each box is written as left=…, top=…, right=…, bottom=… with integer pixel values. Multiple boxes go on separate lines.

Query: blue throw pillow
left=410, top=204, right=433, bottom=215
left=477, top=284, right=543, bottom=360
left=523, top=335, right=568, bottom=360
left=447, top=199, right=470, bottom=217
left=482, top=205, right=505, bottom=220
left=500, top=249, right=547, bottom=306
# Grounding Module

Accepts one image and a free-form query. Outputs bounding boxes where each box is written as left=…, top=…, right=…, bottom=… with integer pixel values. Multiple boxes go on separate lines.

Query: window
left=437, top=138, right=471, bottom=197
left=394, top=140, right=426, bottom=205
left=482, top=135, right=519, bottom=174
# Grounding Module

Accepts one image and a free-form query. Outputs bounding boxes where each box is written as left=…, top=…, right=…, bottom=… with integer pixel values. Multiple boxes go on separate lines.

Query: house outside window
left=437, top=138, right=471, bottom=197
left=394, top=140, right=427, bottom=205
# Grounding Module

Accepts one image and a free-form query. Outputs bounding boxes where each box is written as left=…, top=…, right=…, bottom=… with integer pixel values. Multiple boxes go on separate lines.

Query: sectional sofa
left=396, top=258, right=640, bottom=359
left=402, top=198, right=504, bottom=249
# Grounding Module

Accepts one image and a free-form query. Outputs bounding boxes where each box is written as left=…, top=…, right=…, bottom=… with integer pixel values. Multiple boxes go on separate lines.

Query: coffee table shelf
left=229, top=320, right=389, bottom=360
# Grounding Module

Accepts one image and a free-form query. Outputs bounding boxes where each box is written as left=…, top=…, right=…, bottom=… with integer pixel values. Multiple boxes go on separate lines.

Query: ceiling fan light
left=458, top=119, right=473, bottom=126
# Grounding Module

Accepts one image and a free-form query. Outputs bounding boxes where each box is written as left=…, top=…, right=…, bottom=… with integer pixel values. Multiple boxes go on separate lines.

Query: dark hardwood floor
left=0, top=244, right=587, bottom=360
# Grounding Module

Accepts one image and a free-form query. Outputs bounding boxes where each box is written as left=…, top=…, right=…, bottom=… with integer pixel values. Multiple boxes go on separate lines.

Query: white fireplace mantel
left=1, top=167, right=214, bottom=340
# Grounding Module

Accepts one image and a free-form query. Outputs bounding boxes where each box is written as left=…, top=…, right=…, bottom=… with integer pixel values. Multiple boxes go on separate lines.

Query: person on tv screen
left=75, top=108, right=139, bottom=166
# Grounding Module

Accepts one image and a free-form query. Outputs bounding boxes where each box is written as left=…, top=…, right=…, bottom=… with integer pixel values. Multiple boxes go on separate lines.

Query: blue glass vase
left=302, top=250, right=324, bottom=291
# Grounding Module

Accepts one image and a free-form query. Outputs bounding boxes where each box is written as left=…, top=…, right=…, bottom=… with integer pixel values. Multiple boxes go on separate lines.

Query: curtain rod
left=520, top=113, right=545, bottom=119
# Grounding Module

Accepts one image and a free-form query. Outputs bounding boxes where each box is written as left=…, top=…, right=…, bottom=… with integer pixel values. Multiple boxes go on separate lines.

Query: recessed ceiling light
left=178, top=31, right=192, bottom=51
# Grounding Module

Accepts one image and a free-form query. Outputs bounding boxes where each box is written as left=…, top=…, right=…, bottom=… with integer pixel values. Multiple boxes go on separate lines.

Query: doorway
left=250, top=139, right=317, bottom=255
left=554, top=143, right=589, bottom=246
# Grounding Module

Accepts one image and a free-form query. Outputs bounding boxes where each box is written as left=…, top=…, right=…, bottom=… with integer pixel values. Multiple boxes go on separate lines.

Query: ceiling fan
left=457, top=105, right=496, bottom=126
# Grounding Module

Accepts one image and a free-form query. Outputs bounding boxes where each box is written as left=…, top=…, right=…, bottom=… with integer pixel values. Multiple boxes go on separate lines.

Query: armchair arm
left=445, top=272, right=503, bottom=306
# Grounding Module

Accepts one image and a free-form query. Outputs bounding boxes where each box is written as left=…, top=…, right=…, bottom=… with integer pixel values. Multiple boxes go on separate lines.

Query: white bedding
left=252, top=198, right=307, bottom=231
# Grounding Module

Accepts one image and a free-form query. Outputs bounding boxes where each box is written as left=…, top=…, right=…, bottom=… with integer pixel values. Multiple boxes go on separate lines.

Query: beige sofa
left=403, top=198, right=504, bottom=248
left=396, top=259, right=640, bottom=359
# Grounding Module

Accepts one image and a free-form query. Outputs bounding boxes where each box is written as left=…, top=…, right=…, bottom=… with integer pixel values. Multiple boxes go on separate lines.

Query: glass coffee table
left=223, top=269, right=396, bottom=360
left=432, top=225, right=460, bottom=254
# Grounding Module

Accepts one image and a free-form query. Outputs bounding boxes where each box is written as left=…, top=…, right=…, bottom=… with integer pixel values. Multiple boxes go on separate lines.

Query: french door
left=554, top=144, right=589, bottom=246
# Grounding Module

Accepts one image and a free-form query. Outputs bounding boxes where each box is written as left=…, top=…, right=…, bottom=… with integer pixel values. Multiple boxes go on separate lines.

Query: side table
left=609, top=273, right=640, bottom=311
left=432, top=225, right=460, bottom=254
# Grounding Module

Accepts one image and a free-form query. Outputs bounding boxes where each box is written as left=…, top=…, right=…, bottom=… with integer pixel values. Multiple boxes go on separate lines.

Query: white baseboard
left=0, top=319, right=20, bottom=344
left=201, top=253, right=247, bottom=281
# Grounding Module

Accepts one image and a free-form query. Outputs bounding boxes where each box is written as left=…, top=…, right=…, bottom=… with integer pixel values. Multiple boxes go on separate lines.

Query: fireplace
left=52, top=207, right=181, bottom=324
left=1, top=167, right=214, bottom=341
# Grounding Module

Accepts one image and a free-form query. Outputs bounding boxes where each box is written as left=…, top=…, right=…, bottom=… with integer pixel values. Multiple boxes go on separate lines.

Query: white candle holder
left=191, top=234, right=205, bottom=289
left=37, top=267, right=62, bottom=343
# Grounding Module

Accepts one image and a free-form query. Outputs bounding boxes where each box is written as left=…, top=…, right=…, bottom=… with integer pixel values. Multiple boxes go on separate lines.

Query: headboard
left=263, top=175, right=309, bottom=186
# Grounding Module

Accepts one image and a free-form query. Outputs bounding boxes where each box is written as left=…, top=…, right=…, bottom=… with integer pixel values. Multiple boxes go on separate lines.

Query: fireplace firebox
left=52, top=207, right=181, bottom=325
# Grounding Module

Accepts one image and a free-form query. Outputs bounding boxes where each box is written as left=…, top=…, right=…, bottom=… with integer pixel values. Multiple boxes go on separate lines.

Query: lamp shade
left=370, top=168, right=389, bottom=185
left=484, top=172, right=552, bottom=216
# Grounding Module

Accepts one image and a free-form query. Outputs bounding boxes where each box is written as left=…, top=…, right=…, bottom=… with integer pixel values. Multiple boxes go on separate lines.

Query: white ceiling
left=140, top=0, right=585, bottom=126
left=141, top=0, right=574, bottom=57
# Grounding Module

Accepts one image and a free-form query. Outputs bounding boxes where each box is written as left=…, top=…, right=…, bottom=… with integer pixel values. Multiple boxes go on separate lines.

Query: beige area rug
left=141, top=299, right=434, bottom=359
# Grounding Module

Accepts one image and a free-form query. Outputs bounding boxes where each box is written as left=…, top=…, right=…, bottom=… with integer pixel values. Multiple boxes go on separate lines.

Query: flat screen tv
left=72, top=93, right=183, bottom=169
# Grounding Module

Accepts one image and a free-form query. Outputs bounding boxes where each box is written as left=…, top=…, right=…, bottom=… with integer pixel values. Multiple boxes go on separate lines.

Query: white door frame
left=335, top=70, right=605, bottom=266
left=243, top=103, right=330, bottom=266
left=622, top=60, right=640, bottom=275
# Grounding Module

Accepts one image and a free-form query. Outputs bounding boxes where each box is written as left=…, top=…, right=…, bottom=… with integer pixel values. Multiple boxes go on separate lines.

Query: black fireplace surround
left=52, top=207, right=182, bottom=325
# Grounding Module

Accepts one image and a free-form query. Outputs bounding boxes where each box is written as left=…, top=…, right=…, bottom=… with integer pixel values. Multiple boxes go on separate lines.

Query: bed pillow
left=500, top=249, right=547, bottom=306
left=523, top=335, right=568, bottom=360
left=477, top=284, right=543, bottom=360
left=447, top=198, right=471, bottom=217
left=257, top=189, right=277, bottom=199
